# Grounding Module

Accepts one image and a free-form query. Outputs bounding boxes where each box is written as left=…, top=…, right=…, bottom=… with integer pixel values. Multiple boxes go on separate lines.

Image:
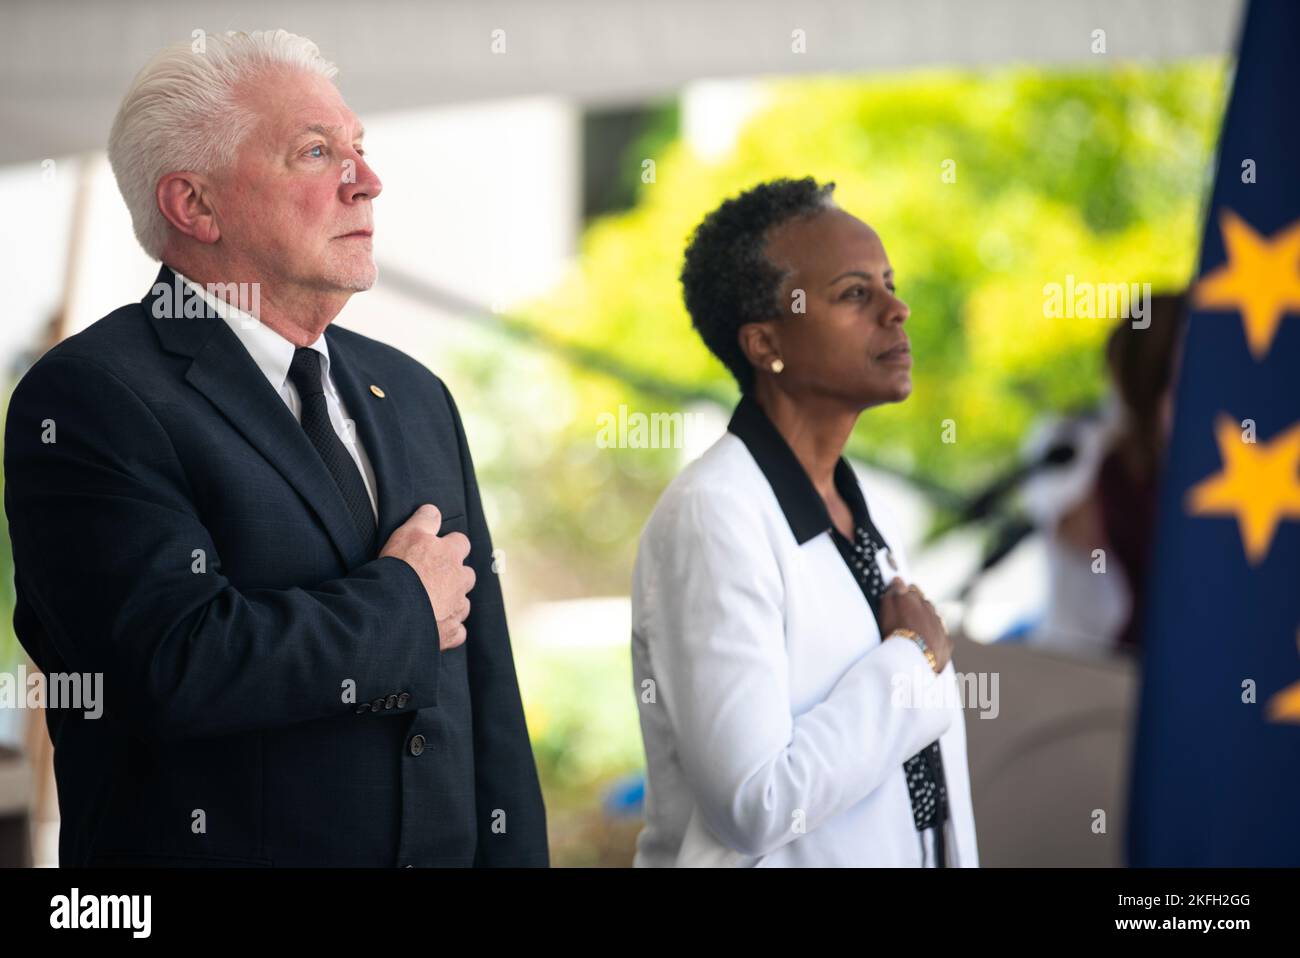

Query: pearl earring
left=771, top=358, right=785, bottom=374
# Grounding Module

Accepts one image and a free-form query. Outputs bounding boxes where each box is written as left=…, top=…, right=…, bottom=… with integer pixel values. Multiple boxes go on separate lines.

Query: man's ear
left=738, top=321, right=781, bottom=374
left=157, top=172, right=221, bottom=245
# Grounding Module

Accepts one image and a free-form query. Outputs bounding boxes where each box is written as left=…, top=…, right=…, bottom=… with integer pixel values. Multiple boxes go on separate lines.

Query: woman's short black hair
left=680, top=176, right=837, bottom=393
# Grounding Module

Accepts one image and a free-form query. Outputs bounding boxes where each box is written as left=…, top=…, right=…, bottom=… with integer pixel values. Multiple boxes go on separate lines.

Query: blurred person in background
left=630, top=177, right=979, bottom=866
left=1022, top=293, right=1187, bottom=657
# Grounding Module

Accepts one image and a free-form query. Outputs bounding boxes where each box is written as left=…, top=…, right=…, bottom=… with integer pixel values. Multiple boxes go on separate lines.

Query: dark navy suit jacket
left=4, top=265, right=549, bottom=867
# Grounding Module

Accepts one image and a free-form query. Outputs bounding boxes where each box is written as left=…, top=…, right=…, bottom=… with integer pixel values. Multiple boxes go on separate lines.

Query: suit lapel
left=145, top=264, right=369, bottom=569
left=325, top=324, right=413, bottom=544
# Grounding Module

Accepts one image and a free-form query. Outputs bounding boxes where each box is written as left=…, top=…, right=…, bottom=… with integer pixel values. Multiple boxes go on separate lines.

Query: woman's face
left=754, top=207, right=912, bottom=409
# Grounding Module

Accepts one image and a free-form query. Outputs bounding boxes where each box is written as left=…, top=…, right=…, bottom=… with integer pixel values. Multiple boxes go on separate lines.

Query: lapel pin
left=369, top=384, right=386, bottom=399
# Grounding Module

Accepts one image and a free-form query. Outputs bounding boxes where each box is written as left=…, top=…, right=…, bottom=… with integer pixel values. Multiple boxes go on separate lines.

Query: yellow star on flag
left=1270, top=684, right=1300, bottom=723
left=1185, top=414, right=1300, bottom=565
left=1193, top=209, right=1300, bottom=360
left=1266, top=628, right=1300, bottom=725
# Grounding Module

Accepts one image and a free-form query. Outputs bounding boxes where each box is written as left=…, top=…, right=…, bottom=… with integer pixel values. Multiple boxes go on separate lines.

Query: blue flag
left=1126, top=0, right=1300, bottom=866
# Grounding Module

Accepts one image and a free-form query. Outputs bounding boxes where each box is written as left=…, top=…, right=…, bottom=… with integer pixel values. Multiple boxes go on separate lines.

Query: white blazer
left=630, top=399, right=979, bottom=867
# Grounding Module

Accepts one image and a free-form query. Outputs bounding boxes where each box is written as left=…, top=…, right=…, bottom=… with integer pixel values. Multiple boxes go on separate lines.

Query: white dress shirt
left=631, top=397, right=979, bottom=867
left=172, top=269, right=379, bottom=521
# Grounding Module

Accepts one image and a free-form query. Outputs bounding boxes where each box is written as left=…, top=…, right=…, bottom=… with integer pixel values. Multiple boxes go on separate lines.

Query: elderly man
left=3, top=30, right=548, bottom=867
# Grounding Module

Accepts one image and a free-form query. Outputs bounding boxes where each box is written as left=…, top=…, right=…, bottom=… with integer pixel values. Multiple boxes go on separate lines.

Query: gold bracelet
left=890, top=628, right=939, bottom=674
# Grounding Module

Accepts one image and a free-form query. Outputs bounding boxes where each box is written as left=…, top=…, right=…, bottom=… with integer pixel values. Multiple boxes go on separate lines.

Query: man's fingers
left=444, top=530, right=471, bottom=562
left=437, top=597, right=471, bottom=626
left=440, top=622, right=466, bottom=649
left=416, top=503, right=442, bottom=535
left=438, top=617, right=467, bottom=646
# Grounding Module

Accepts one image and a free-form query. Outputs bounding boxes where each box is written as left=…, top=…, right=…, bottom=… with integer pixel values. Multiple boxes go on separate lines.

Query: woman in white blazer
left=631, top=177, right=979, bottom=867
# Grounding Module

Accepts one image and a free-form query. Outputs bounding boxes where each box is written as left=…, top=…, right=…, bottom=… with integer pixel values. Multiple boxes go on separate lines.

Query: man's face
left=209, top=67, right=382, bottom=293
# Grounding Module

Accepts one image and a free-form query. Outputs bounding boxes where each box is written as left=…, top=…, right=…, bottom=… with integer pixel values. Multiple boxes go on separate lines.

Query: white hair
left=107, top=29, right=339, bottom=261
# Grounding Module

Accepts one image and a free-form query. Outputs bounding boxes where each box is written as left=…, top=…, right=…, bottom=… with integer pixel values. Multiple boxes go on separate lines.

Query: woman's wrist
left=889, top=628, right=940, bottom=674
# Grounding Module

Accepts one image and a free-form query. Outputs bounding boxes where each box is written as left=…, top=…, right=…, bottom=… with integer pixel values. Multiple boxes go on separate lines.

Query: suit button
left=385, top=694, right=397, bottom=710
left=355, top=702, right=371, bottom=715
left=372, top=697, right=385, bottom=712
left=397, top=692, right=410, bottom=708
left=408, top=734, right=426, bottom=756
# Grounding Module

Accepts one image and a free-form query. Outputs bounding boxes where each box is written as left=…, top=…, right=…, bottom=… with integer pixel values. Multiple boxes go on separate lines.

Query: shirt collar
left=171, top=267, right=334, bottom=398
left=726, top=393, right=869, bottom=545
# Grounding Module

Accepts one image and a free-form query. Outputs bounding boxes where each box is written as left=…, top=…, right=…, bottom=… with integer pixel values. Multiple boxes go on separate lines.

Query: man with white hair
left=3, top=30, right=549, bottom=867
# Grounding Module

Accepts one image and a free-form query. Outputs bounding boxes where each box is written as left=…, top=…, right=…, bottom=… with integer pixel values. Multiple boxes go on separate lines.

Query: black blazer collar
left=727, top=393, right=871, bottom=545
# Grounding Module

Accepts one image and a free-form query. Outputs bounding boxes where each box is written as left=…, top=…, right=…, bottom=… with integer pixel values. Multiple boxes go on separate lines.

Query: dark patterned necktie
left=840, top=521, right=950, bottom=865
left=286, top=347, right=376, bottom=556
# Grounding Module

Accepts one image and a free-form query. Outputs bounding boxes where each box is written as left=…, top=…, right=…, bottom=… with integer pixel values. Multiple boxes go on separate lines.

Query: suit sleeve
left=437, top=380, right=549, bottom=867
left=638, top=484, right=956, bottom=859
left=3, top=354, right=441, bottom=742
